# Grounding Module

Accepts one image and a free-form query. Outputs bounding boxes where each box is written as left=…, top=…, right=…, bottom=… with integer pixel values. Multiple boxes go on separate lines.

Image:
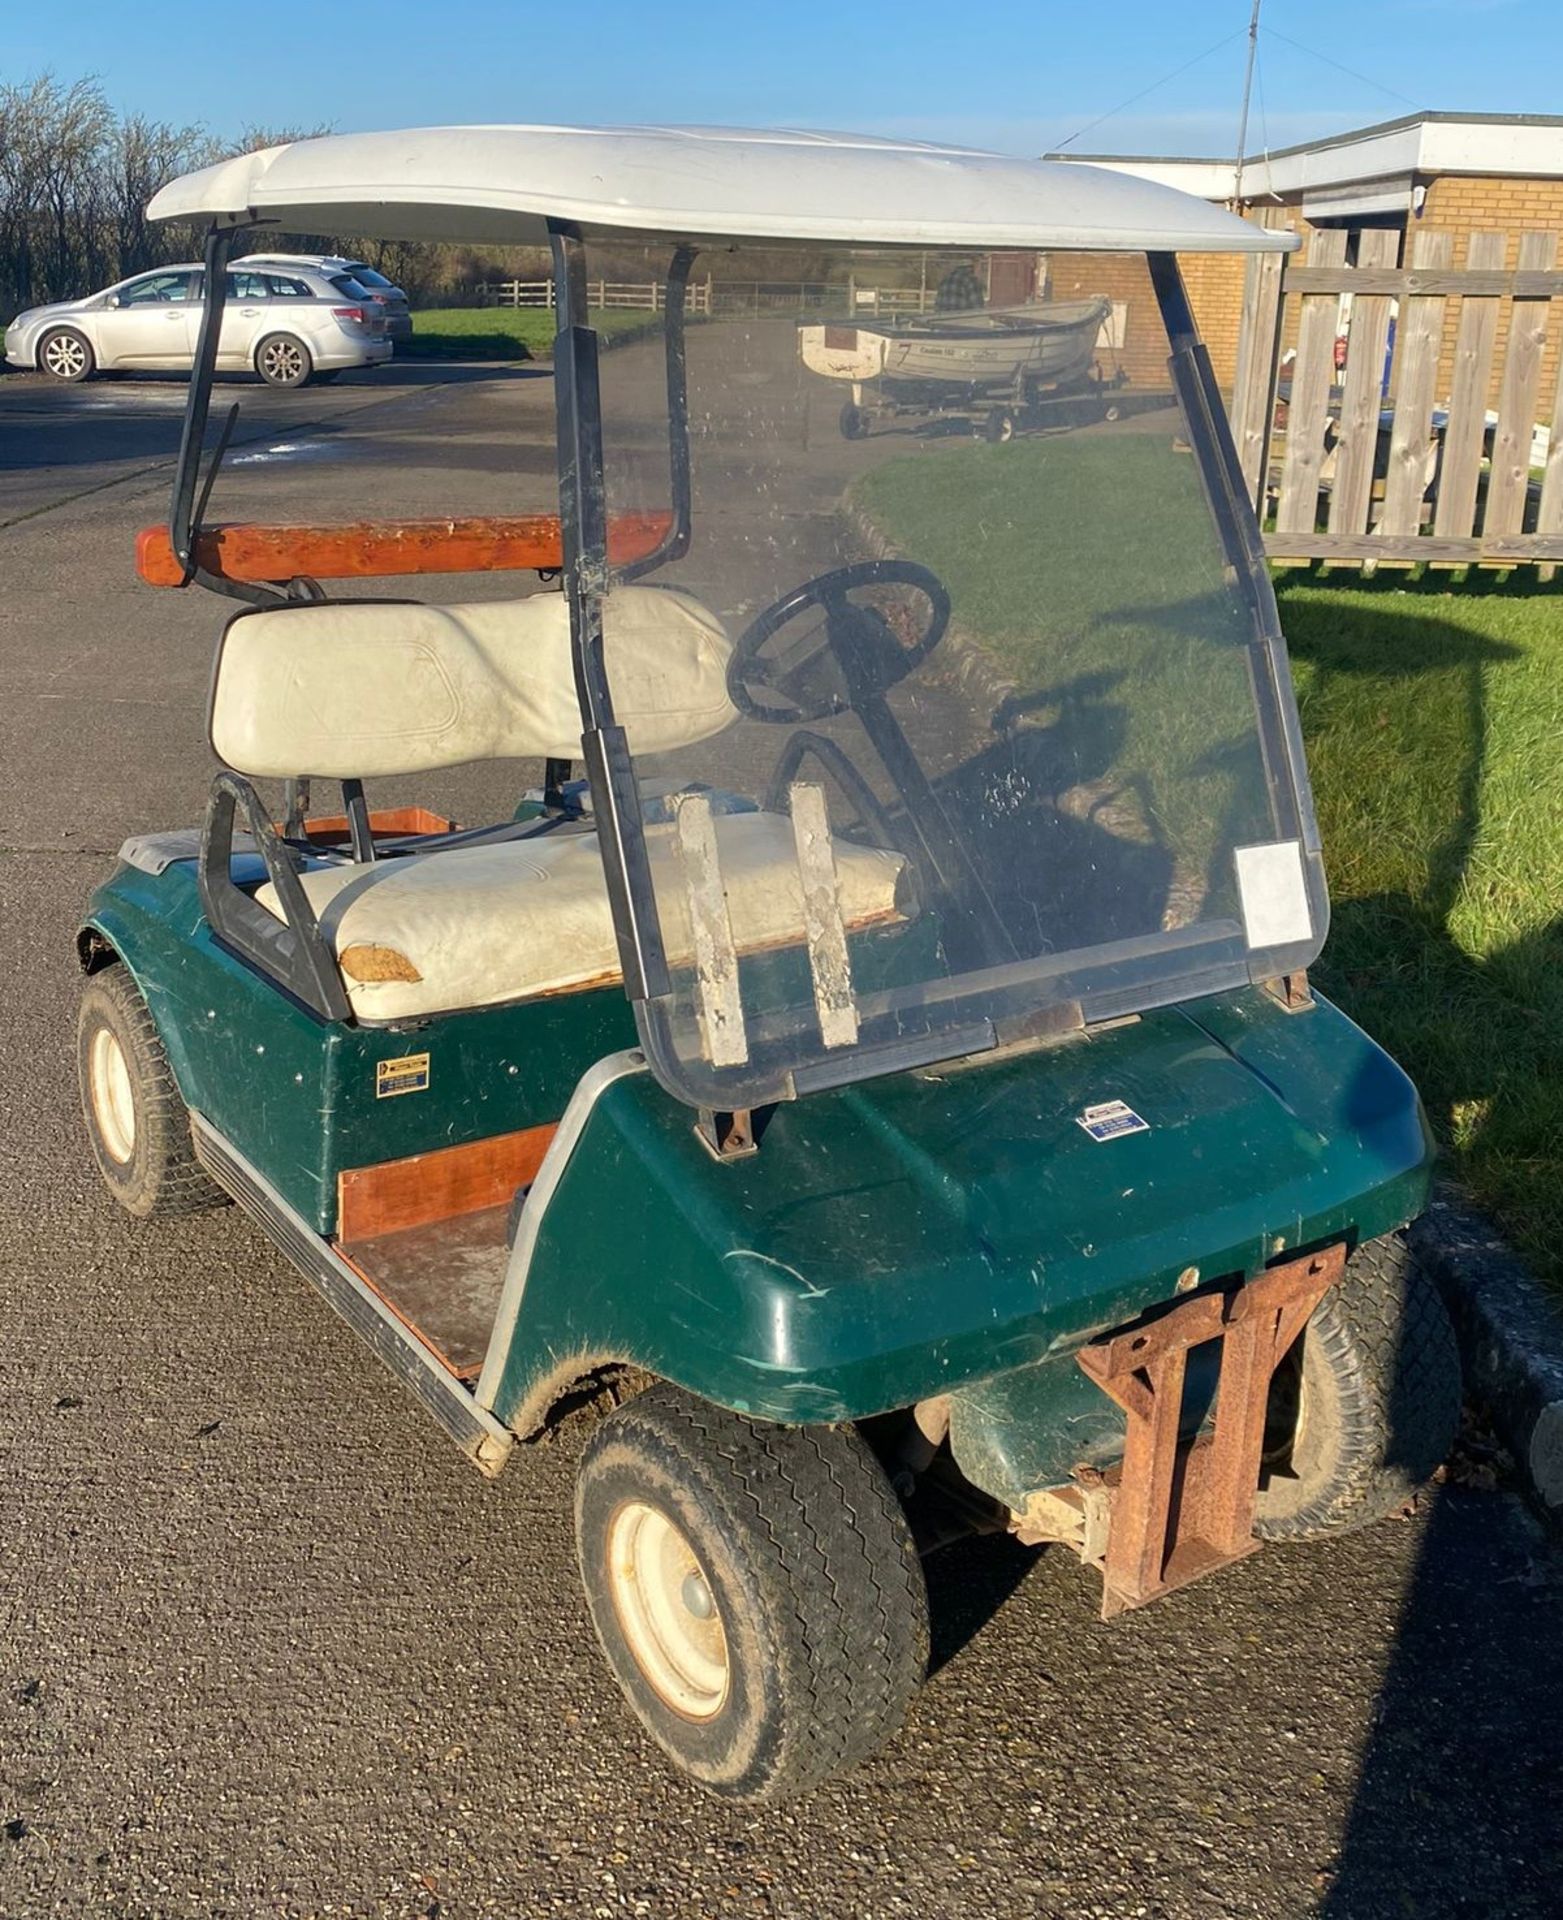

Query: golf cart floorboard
left=338, top=1205, right=511, bottom=1380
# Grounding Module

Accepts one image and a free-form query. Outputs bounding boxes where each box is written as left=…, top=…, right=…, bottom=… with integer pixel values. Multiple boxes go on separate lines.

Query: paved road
left=2, top=367, right=1560, bottom=1920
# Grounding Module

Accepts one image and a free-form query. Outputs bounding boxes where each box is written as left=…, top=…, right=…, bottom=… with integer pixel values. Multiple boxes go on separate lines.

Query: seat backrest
left=209, top=586, right=735, bottom=779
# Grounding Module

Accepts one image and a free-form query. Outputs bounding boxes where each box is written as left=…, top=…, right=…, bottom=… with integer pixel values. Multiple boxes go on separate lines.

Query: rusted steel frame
left=135, top=509, right=674, bottom=587
left=1077, top=1243, right=1345, bottom=1618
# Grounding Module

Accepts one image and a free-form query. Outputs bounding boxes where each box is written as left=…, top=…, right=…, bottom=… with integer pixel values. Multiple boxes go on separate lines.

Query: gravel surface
left=2, top=365, right=1560, bottom=1920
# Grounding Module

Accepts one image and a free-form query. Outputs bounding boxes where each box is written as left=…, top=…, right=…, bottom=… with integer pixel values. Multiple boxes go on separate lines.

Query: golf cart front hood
left=493, top=985, right=1432, bottom=1432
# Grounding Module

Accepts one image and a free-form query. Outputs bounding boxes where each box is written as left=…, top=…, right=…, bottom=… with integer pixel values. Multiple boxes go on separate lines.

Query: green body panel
left=82, top=855, right=637, bottom=1233
left=84, top=856, right=1433, bottom=1503
left=490, top=988, right=1434, bottom=1475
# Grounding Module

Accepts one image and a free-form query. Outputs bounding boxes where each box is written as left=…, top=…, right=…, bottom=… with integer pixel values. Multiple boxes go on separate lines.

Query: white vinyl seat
left=211, top=585, right=739, bottom=778
left=214, top=585, right=910, bottom=1020
left=254, top=811, right=908, bottom=1020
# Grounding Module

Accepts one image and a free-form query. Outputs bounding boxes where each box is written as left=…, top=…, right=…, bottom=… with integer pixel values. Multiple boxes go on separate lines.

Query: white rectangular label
left=1076, top=1099, right=1150, bottom=1143
left=1234, top=840, right=1312, bottom=950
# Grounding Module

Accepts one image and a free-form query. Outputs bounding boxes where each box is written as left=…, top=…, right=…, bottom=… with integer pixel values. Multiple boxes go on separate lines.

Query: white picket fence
left=473, top=278, right=939, bottom=317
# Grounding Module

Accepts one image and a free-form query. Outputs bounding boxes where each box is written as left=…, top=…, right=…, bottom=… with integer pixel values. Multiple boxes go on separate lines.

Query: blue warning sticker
left=1076, top=1099, right=1150, bottom=1142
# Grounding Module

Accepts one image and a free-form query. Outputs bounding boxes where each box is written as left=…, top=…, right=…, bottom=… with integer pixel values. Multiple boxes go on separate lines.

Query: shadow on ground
left=1319, top=1485, right=1562, bottom=1917
left=1282, top=569, right=1563, bottom=1913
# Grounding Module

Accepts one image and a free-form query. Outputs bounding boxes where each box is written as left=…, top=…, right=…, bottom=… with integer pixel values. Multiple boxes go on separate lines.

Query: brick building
left=1048, top=112, right=1563, bottom=410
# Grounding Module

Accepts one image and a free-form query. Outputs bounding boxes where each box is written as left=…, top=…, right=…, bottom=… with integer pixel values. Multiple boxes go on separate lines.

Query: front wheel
left=1255, top=1233, right=1460, bottom=1541
left=38, top=328, right=94, bottom=382
left=575, top=1384, right=928, bottom=1802
left=983, top=406, right=1016, bottom=444
left=255, top=333, right=312, bottom=388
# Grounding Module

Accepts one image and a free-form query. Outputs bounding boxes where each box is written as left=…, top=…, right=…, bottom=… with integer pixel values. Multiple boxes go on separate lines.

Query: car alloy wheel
left=40, top=331, right=91, bottom=380
left=256, top=336, right=310, bottom=387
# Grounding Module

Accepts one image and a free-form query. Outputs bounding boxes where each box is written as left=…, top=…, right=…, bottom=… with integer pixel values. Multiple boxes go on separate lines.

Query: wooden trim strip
left=337, top=1122, right=559, bottom=1244
left=135, top=509, right=673, bottom=587
left=292, top=807, right=455, bottom=843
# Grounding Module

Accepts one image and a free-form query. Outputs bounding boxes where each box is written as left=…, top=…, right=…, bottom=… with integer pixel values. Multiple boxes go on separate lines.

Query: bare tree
left=0, top=73, right=555, bottom=323
left=108, top=114, right=216, bottom=280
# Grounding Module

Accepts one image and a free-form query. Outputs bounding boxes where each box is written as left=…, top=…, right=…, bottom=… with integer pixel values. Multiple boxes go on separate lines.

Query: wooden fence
left=1230, top=227, right=1563, bottom=570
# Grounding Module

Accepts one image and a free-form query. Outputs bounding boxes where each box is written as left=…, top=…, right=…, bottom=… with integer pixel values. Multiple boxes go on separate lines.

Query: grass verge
left=857, top=430, right=1563, bottom=1289
left=397, top=308, right=663, bottom=361
left=1282, top=569, right=1563, bottom=1289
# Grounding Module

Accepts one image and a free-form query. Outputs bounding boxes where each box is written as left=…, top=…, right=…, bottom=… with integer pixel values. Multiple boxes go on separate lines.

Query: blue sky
left=8, top=0, right=1558, bottom=157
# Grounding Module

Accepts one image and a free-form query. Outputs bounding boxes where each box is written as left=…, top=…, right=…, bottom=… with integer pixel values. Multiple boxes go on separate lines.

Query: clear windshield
left=581, top=241, right=1325, bottom=1108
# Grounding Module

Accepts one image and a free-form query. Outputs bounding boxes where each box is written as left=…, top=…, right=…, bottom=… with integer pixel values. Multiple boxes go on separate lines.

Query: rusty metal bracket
left=1262, top=968, right=1314, bottom=1012
left=1076, top=1243, right=1345, bottom=1618
left=693, top=1107, right=761, bottom=1161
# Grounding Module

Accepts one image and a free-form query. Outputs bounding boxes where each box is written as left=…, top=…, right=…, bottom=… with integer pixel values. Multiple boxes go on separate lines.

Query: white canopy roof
left=148, top=124, right=1298, bottom=253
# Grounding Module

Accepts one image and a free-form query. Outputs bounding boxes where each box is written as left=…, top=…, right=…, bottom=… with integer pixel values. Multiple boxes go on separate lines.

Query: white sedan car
left=4, top=261, right=392, bottom=388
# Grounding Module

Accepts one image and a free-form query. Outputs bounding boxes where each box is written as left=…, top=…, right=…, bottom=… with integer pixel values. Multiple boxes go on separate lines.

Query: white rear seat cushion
left=254, top=811, right=909, bottom=1020
left=211, top=586, right=736, bottom=779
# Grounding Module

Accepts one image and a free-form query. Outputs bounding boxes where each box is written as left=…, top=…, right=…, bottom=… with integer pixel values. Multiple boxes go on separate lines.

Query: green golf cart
left=77, top=125, right=1458, bottom=1801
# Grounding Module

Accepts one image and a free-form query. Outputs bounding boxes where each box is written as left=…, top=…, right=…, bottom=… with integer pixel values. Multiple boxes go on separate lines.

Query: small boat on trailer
left=799, top=295, right=1122, bottom=441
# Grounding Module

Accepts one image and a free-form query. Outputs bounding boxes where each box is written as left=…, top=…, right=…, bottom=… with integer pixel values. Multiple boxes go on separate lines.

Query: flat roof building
left=1048, top=114, right=1563, bottom=398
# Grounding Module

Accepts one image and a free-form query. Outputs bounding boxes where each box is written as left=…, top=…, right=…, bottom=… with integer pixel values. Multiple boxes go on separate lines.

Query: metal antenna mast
left=1233, top=0, right=1262, bottom=207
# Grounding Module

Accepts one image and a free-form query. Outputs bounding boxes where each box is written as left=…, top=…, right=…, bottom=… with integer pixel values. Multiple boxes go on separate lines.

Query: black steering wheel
left=727, top=559, right=950, bottom=725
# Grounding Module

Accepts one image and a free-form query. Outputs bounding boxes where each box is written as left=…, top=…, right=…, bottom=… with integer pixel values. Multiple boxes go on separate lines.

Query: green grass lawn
left=398, top=308, right=663, bottom=360
left=857, top=431, right=1563, bottom=1288
left=1283, top=569, right=1563, bottom=1287
left=854, top=433, right=1267, bottom=920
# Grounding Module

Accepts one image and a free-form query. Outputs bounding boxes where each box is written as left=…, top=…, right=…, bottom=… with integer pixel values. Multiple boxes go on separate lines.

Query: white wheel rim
left=606, top=1501, right=730, bottom=1720
left=1262, top=1337, right=1314, bottom=1477
left=261, top=340, right=303, bottom=381
left=89, top=1027, right=136, bottom=1164
left=45, top=336, right=86, bottom=377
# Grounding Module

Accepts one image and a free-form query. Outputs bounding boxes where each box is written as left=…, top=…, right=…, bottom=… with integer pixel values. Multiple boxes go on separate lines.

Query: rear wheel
left=983, top=406, right=1016, bottom=444
left=255, top=333, right=312, bottom=388
left=575, top=1384, right=928, bottom=1802
left=38, top=328, right=94, bottom=382
left=1255, top=1233, right=1460, bottom=1540
left=77, top=965, right=228, bottom=1219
